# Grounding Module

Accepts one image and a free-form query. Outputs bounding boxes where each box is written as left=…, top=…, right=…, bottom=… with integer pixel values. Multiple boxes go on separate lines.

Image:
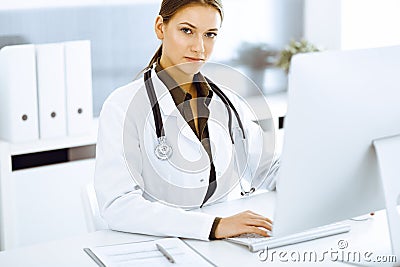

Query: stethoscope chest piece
left=155, top=136, right=173, bottom=160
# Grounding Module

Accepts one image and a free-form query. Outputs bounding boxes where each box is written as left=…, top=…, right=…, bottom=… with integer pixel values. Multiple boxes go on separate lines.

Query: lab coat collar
left=151, top=68, right=213, bottom=117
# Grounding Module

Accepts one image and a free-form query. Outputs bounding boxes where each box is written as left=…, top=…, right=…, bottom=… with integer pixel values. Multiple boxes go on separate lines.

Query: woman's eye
left=205, top=32, right=217, bottom=38
left=181, top=28, right=192, bottom=35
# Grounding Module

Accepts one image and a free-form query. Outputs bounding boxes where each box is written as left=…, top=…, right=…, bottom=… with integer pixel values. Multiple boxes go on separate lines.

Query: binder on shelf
left=36, top=43, right=67, bottom=139
left=0, top=44, right=39, bottom=143
left=64, top=40, right=94, bottom=136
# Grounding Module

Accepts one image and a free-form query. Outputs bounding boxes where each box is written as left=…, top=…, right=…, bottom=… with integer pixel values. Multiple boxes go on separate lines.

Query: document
left=84, top=237, right=216, bottom=267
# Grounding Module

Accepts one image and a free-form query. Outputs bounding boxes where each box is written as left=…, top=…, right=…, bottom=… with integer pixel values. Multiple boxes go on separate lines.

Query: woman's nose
left=191, top=34, right=205, bottom=54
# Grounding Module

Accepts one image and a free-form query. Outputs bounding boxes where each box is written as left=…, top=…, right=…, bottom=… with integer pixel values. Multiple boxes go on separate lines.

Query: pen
left=156, top=243, right=176, bottom=264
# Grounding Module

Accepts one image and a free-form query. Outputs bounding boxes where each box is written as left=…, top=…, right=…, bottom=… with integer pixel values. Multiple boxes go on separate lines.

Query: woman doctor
left=95, top=0, right=277, bottom=241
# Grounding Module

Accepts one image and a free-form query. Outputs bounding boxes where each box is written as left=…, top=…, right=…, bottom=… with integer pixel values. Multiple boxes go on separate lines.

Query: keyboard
left=226, top=222, right=351, bottom=252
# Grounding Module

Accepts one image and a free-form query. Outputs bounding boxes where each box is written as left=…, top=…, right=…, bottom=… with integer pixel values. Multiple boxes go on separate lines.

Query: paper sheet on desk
left=84, top=237, right=215, bottom=267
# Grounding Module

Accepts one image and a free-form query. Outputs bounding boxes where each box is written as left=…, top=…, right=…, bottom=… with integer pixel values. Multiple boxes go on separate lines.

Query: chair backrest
left=81, top=183, right=109, bottom=232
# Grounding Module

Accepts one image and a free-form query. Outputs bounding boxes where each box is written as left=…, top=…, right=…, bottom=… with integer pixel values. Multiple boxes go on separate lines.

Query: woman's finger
left=247, top=219, right=272, bottom=231
left=246, top=226, right=271, bottom=237
left=244, top=211, right=273, bottom=224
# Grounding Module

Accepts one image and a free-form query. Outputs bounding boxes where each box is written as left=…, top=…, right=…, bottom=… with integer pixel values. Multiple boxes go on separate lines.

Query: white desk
left=0, top=191, right=395, bottom=266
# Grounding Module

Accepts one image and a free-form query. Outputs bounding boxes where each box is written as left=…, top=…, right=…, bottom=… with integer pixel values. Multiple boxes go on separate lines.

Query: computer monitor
left=272, top=45, right=400, bottom=237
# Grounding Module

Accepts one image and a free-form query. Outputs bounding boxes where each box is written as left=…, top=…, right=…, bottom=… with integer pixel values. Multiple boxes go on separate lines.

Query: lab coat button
left=217, top=172, right=221, bottom=177
left=200, top=179, right=205, bottom=182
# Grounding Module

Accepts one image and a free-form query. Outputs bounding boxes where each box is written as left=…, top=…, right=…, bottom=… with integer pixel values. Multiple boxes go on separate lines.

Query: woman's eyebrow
left=179, top=22, right=197, bottom=29
left=178, top=22, right=219, bottom=32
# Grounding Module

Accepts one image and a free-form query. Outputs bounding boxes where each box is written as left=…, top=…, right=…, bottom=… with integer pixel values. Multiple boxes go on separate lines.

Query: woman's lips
left=185, top=57, right=205, bottom=62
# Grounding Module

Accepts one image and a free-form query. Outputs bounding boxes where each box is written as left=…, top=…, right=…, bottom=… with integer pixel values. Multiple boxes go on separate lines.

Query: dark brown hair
left=146, top=0, right=224, bottom=69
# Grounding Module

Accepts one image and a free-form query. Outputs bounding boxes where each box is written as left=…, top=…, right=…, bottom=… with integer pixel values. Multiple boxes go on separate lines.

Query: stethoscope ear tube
left=144, top=69, right=165, bottom=138
left=241, top=187, right=255, bottom=196
left=205, top=77, right=246, bottom=141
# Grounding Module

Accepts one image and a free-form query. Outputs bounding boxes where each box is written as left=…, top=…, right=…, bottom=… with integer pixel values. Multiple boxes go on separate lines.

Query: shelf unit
left=0, top=120, right=98, bottom=250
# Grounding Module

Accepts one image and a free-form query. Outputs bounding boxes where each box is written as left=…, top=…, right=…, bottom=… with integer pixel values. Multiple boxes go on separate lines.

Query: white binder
left=64, top=40, right=93, bottom=136
left=36, top=43, right=67, bottom=139
left=0, top=44, right=39, bottom=143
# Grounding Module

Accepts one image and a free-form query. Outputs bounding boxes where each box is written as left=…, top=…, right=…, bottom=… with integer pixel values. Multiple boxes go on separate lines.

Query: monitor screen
left=273, top=45, right=400, bottom=236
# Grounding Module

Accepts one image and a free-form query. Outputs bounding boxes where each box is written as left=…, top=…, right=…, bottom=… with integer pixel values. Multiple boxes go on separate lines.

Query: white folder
left=0, top=44, right=39, bottom=143
left=64, top=40, right=93, bottom=136
left=36, top=43, right=67, bottom=139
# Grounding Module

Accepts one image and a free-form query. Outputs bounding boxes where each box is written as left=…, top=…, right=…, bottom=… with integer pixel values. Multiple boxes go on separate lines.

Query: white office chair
left=374, top=135, right=400, bottom=264
left=81, top=183, right=109, bottom=232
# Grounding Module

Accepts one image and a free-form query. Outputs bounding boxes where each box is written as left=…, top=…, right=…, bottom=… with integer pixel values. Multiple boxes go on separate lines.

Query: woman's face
left=155, top=4, right=222, bottom=75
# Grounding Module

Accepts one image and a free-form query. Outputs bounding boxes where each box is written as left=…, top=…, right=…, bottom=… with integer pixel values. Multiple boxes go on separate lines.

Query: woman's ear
left=155, top=15, right=165, bottom=40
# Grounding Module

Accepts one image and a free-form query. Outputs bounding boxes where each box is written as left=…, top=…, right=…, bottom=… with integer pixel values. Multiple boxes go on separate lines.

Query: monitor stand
left=373, top=134, right=400, bottom=265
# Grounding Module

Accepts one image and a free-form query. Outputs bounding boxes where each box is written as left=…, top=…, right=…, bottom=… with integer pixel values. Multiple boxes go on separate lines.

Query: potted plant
left=276, top=39, right=320, bottom=74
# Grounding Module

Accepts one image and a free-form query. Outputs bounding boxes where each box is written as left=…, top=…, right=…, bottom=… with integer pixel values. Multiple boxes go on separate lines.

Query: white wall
left=304, top=0, right=342, bottom=50
left=1, top=0, right=304, bottom=109
left=0, top=0, right=159, bottom=10
left=213, top=0, right=304, bottom=61
left=2, top=0, right=304, bottom=62
left=304, top=0, right=400, bottom=50
left=341, top=0, right=400, bottom=49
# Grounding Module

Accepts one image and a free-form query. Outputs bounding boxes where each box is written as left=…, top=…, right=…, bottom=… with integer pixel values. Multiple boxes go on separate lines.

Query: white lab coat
left=94, top=69, right=276, bottom=240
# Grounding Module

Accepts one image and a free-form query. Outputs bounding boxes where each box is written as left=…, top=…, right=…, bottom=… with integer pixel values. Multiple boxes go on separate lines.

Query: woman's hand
left=214, top=210, right=272, bottom=239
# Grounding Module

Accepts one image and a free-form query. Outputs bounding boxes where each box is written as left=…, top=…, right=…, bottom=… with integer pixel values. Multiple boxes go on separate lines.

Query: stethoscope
left=144, top=68, right=255, bottom=196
